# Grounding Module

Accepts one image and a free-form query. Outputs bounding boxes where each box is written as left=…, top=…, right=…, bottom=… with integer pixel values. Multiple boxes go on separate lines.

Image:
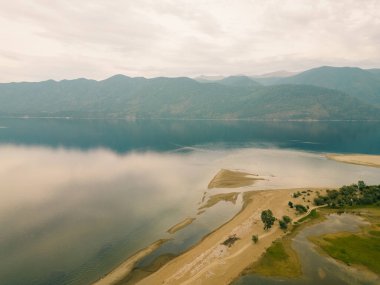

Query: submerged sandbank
left=198, top=192, right=240, bottom=210
left=93, top=239, right=169, bottom=285
left=137, top=188, right=325, bottom=285
left=326, top=154, right=380, bottom=168
left=167, top=218, right=196, bottom=234
left=208, top=169, right=264, bottom=189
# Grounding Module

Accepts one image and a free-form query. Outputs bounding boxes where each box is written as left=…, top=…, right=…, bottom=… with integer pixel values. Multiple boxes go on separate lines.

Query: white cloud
left=0, top=0, right=379, bottom=82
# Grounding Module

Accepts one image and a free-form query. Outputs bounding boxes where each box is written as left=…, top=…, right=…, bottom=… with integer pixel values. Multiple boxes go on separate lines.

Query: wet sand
left=137, top=188, right=325, bottom=285
left=207, top=169, right=264, bottom=189
left=167, top=218, right=196, bottom=234
left=326, top=154, right=380, bottom=168
left=198, top=192, right=240, bottom=210
left=93, top=239, right=169, bottom=285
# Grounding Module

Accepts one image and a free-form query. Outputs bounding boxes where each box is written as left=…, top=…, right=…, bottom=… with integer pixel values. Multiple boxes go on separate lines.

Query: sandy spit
left=326, top=154, right=380, bottom=168
left=208, top=169, right=264, bottom=189
left=137, top=188, right=325, bottom=285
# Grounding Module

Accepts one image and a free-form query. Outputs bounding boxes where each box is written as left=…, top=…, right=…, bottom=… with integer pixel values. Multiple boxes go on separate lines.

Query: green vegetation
left=297, top=209, right=319, bottom=223
left=246, top=240, right=301, bottom=278
left=288, top=201, right=294, bottom=208
left=261, top=210, right=276, bottom=230
left=250, top=184, right=380, bottom=280
left=292, top=191, right=302, bottom=198
left=282, top=215, right=292, bottom=224
left=279, top=220, right=288, bottom=231
left=311, top=229, right=380, bottom=274
left=314, top=182, right=380, bottom=208
left=295, top=204, right=307, bottom=214
left=279, top=216, right=292, bottom=231
left=252, top=235, right=259, bottom=244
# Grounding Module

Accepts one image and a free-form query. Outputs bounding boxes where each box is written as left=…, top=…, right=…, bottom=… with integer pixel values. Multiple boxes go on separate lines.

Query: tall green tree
left=261, top=209, right=276, bottom=230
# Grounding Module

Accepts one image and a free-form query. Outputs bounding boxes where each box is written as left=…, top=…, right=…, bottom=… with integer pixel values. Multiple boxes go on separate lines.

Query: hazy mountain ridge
left=0, top=67, right=379, bottom=120
left=264, top=66, right=380, bottom=105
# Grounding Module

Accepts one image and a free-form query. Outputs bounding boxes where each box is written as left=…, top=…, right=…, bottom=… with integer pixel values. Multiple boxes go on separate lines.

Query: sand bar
left=137, top=188, right=325, bottom=285
left=93, top=239, right=169, bottom=285
left=199, top=192, right=240, bottom=210
left=326, top=154, right=380, bottom=168
left=208, top=169, right=264, bottom=189
left=167, top=218, right=196, bottom=234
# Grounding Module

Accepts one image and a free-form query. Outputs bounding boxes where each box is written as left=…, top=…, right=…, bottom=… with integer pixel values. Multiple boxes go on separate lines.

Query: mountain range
left=0, top=66, right=379, bottom=120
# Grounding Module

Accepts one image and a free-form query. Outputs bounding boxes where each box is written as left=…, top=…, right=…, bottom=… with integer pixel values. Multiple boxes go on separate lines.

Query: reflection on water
left=234, top=214, right=379, bottom=285
left=0, top=118, right=380, bottom=153
left=0, top=145, right=380, bottom=285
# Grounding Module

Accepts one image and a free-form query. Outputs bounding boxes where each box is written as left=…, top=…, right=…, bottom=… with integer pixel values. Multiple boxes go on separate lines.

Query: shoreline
left=92, top=239, right=170, bottom=285
left=326, top=154, right=380, bottom=168
left=137, top=188, right=326, bottom=285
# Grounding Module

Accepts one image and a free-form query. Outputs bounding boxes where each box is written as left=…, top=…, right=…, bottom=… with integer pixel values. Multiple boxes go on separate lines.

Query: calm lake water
left=0, top=119, right=379, bottom=285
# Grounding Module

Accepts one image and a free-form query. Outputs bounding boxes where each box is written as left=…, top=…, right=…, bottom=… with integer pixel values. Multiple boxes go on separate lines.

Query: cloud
left=0, top=0, right=379, bottom=81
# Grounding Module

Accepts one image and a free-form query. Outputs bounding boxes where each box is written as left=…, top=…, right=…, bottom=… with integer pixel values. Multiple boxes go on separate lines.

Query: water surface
left=0, top=119, right=379, bottom=285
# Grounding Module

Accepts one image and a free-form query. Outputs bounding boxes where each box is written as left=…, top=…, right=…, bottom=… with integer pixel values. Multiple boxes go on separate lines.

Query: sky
left=0, top=0, right=379, bottom=82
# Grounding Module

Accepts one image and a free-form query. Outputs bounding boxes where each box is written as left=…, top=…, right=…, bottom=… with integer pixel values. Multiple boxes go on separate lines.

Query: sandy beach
left=137, top=188, right=325, bottom=285
left=326, top=154, right=380, bottom=168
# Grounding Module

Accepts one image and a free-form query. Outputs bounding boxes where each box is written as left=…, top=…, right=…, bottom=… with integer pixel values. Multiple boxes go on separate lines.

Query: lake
left=0, top=119, right=379, bottom=285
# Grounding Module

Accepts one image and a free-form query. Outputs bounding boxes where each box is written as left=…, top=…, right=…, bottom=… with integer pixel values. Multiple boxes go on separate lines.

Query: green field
left=247, top=240, right=301, bottom=278
left=311, top=208, right=380, bottom=274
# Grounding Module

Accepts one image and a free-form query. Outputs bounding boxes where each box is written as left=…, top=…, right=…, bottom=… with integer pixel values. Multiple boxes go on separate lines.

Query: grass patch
left=297, top=209, right=319, bottom=223
left=311, top=207, right=380, bottom=275
left=369, top=230, right=380, bottom=237
left=243, top=208, right=327, bottom=279
left=311, top=233, right=380, bottom=274
left=247, top=240, right=301, bottom=278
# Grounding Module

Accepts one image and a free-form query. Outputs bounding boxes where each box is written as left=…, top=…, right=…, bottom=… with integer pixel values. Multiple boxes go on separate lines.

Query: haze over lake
left=1, top=119, right=380, bottom=285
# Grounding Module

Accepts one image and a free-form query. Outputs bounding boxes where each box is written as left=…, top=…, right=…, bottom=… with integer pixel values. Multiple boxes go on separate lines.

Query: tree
left=358, top=180, right=366, bottom=190
left=261, top=209, right=276, bottom=230
left=279, top=220, right=288, bottom=231
left=282, top=215, right=292, bottom=224
left=295, top=204, right=307, bottom=214
left=288, top=201, right=294, bottom=208
left=252, top=234, right=259, bottom=244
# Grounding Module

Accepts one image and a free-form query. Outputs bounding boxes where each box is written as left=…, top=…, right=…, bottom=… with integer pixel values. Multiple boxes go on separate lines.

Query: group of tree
left=295, top=204, right=308, bottom=214
left=314, top=181, right=380, bottom=208
left=279, top=215, right=292, bottom=231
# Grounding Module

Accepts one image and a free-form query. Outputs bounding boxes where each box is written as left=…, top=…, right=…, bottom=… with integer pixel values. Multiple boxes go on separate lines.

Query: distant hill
left=254, top=70, right=298, bottom=78
left=194, top=75, right=225, bottom=82
left=269, top=66, right=380, bottom=105
left=0, top=74, right=379, bottom=120
left=215, top=76, right=261, bottom=88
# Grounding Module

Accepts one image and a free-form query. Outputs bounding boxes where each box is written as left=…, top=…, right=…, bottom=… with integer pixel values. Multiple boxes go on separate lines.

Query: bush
left=288, top=201, right=294, bottom=208
left=295, top=204, right=307, bottom=214
left=279, top=220, right=288, bottom=231
left=282, top=215, right=292, bottom=224
left=252, top=234, right=259, bottom=244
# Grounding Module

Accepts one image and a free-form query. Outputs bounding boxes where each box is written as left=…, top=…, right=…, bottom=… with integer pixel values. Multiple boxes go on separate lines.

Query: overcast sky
left=1, top=0, right=379, bottom=82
